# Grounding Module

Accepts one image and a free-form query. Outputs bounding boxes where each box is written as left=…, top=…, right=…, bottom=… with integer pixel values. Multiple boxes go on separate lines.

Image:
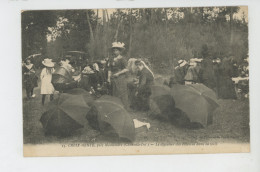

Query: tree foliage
left=22, top=7, right=248, bottom=73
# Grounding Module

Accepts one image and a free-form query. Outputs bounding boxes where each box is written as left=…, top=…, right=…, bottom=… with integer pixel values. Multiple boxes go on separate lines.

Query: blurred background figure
left=171, top=60, right=188, bottom=86
left=213, top=58, right=222, bottom=98
left=94, top=61, right=107, bottom=94
left=239, top=57, right=249, bottom=77
left=217, top=56, right=237, bottom=99
left=232, top=56, right=249, bottom=99
left=184, top=59, right=201, bottom=85
left=81, top=64, right=97, bottom=95
left=22, top=58, right=38, bottom=100
left=200, top=55, right=216, bottom=90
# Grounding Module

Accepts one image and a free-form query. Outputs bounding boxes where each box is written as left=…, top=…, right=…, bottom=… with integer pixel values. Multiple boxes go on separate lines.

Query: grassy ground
left=23, top=83, right=250, bottom=145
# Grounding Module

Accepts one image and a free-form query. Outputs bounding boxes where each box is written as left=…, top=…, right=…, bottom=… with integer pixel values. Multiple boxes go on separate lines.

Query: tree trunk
left=114, top=10, right=122, bottom=42
left=86, top=10, right=94, bottom=41
left=106, top=9, right=110, bottom=23
left=164, top=8, right=168, bottom=36
left=128, top=9, right=133, bottom=58
left=164, top=8, right=173, bottom=73
left=102, top=9, right=108, bottom=58
left=230, top=7, right=234, bottom=45
left=86, top=10, right=95, bottom=60
left=95, top=9, right=99, bottom=37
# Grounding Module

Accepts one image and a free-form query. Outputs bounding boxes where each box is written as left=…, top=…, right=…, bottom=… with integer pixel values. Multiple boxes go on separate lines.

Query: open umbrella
left=52, top=67, right=78, bottom=92
left=40, top=89, right=93, bottom=136
left=149, top=85, right=176, bottom=119
left=150, top=85, right=204, bottom=129
left=26, top=54, right=43, bottom=68
left=188, top=83, right=218, bottom=101
left=171, top=84, right=219, bottom=127
left=86, top=95, right=135, bottom=142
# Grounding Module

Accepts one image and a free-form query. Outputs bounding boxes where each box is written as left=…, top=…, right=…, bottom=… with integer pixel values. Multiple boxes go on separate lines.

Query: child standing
left=40, top=58, right=55, bottom=105
left=22, top=58, right=38, bottom=99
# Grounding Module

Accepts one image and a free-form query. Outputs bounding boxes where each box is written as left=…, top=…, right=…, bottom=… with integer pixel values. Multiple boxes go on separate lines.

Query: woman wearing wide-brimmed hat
left=40, top=58, right=55, bottom=105
left=107, top=42, right=129, bottom=108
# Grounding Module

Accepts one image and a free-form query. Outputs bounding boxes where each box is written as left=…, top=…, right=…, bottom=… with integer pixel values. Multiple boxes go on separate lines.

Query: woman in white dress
left=40, top=58, right=55, bottom=105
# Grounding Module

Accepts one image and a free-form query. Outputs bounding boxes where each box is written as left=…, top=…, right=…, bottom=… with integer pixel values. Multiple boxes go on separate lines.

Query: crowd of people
left=22, top=41, right=249, bottom=111
left=168, top=55, right=249, bottom=99
left=22, top=42, right=155, bottom=110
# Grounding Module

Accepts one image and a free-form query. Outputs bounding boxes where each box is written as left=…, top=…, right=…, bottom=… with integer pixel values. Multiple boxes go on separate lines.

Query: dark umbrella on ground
left=40, top=89, right=93, bottom=136
left=188, top=83, right=218, bottom=101
left=86, top=95, right=135, bottom=142
left=149, top=85, right=196, bottom=128
left=149, top=85, right=176, bottom=119
left=170, top=84, right=219, bottom=127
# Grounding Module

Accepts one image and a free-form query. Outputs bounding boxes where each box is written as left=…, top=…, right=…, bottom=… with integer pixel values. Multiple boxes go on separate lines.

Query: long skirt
left=218, top=77, right=237, bottom=99
left=111, top=74, right=129, bottom=108
left=24, top=75, right=38, bottom=98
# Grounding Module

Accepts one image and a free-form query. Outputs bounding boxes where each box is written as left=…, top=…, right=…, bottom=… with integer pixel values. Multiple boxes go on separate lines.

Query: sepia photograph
left=22, top=6, right=250, bottom=156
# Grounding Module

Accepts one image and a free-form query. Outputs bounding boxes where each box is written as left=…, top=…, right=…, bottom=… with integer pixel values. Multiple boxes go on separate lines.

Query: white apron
left=40, top=68, right=55, bottom=94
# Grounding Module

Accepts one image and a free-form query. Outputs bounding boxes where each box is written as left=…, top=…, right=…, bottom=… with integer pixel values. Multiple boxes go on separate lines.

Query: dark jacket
left=136, top=67, right=154, bottom=97
left=201, top=58, right=216, bottom=89
left=174, top=65, right=188, bottom=84
left=137, top=67, right=154, bottom=87
left=22, top=64, right=38, bottom=88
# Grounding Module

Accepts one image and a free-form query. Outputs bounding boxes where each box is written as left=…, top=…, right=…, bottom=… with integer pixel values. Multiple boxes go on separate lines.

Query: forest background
left=22, top=7, right=248, bottom=73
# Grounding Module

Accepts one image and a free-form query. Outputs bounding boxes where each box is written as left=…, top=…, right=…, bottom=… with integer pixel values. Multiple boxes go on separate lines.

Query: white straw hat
left=193, top=58, right=203, bottom=63
left=178, top=60, right=187, bottom=67
left=42, top=58, right=54, bottom=67
left=111, top=42, right=125, bottom=50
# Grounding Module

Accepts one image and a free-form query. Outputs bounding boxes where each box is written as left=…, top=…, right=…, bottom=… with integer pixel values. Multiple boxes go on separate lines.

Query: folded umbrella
left=86, top=95, right=135, bottom=142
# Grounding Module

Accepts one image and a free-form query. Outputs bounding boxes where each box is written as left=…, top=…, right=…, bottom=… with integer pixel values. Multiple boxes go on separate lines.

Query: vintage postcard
left=22, top=6, right=249, bottom=156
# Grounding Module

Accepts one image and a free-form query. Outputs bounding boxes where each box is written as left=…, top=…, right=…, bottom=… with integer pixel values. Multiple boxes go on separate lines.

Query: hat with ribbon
left=111, top=42, right=125, bottom=50
left=42, top=58, right=54, bottom=67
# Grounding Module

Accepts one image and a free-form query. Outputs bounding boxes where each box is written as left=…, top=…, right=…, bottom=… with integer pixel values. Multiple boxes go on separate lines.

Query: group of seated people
left=51, top=58, right=105, bottom=95
left=51, top=57, right=155, bottom=111
left=169, top=55, right=249, bottom=99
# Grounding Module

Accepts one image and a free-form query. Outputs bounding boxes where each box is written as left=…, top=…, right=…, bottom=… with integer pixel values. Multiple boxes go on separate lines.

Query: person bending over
left=133, top=60, right=154, bottom=111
